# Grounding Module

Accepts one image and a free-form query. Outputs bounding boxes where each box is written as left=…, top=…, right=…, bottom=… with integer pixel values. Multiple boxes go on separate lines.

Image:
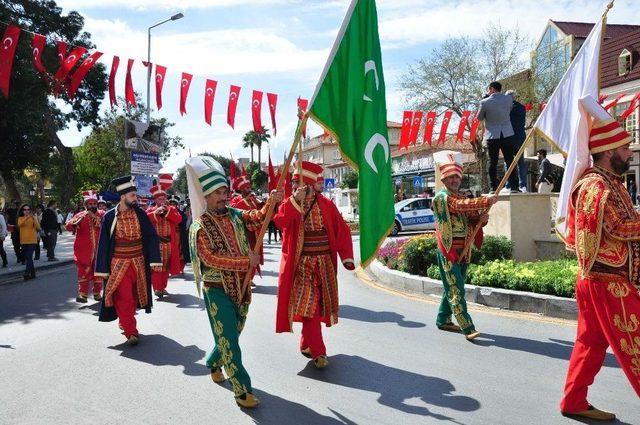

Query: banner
left=131, top=151, right=161, bottom=174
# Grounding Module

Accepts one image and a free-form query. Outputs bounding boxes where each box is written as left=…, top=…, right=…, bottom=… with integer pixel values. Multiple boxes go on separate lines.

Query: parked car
left=391, top=197, right=435, bottom=236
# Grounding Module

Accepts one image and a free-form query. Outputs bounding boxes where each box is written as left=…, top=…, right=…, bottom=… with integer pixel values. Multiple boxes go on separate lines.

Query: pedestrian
left=186, top=156, right=282, bottom=409
left=477, top=81, right=519, bottom=193
left=267, top=220, right=279, bottom=244
left=5, top=200, right=23, bottom=264
left=56, top=209, right=64, bottom=234
left=17, top=204, right=41, bottom=281
left=505, top=89, right=528, bottom=192
left=66, top=191, right=104, bottom=303
left=97, top=196, right=108, bottom=212
left=230, top=171, right=265, bottom=274
left=628, top=179, right=636, bottom=205
left=536, top=149, right=553, bottom=194
left=559, top=97, right=640, bottom=421
left=0, top=209, right=8, bottom=267
left=34, top=204, right=44, bottom=261
left=40, top=200, right=59, bottom=261
left=168, top=195, right=191, bottom=274
left=147, top=183, right=183, bottom=299
left=94, top=176, right=162, bottom=346
left=273, top=162, right=355, bottom=369
left=432, top=152, right=497, bottom=340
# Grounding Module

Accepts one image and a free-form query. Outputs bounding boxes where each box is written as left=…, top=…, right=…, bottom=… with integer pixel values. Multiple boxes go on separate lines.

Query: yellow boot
left=210, top=367, right=225, bottom=383
left=562, top=405, right=616, bottom=422
left=236, top=392, right=260, bottom=408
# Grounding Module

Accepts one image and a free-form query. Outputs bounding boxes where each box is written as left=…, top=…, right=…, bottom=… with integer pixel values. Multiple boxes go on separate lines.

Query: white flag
left=532, top=19, right=604, bottom=237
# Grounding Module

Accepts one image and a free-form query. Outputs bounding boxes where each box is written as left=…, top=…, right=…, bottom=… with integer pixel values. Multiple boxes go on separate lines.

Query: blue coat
left=95, top=206, right=161, bottom=322
left=177, top=209, right=191, bottom=263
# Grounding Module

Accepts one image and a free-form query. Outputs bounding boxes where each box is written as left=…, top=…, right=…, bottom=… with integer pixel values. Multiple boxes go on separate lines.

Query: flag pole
left=238, top=113, right=309, bottom=301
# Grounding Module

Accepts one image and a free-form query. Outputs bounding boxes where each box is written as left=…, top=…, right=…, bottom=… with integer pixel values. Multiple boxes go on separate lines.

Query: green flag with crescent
left=309, top=0, right=394, bottom=267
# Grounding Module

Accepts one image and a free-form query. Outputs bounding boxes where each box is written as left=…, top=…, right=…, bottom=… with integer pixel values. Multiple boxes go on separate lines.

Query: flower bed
left=378, top=234, right=578, bottom=298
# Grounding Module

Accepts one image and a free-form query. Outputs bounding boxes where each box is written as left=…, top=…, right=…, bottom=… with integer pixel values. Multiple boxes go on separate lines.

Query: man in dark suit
left=477, top=81, right=519, bottom=193
left=506, top=90, right=528, bottom=192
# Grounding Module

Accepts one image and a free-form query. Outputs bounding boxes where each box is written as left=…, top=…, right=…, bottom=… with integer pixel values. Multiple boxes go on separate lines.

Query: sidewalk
left=0, top=232, right=75, bottom=283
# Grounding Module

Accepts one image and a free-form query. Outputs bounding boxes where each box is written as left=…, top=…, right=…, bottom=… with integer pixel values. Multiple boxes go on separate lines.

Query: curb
left=365, top=259, right=578, bottom=320
left=0, top=260, right=74, bottom=286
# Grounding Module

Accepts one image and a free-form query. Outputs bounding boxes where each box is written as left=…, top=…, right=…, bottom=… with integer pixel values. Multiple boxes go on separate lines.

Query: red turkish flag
left=155, top=65, right=167, bottom=110
left=604, top=92, right=626, bottom=111
left=456, top=110, right=471, bottom=143
left=227, top=85, right=241, bottom=129
left=408, top=111, right=423, bottom=146
left=32, top=33, right=47, bottom=74
left=204, top=79, right=217, bottom=126
left=54, top=46, right=87, bottom=83
left=298, top=97, right=309, bottom=137
left=108, top=56, right=119, bottom=108
left=438, top=110, right=453, bottom=144
left=251, top=90, right=263, bottom=132
left=67, top=51, right=103, bottom=99
left=229, top=160, right=237, bottom=181
left=423, top=111, right=437, bottom=146
left=125, top=59, right=136, bottom=106
left=267, top=92, right=278, bottom=135
left=598, top=94, right=608, bottom=104
left=620, top=92, right=640, bottom=120
left=0, top=25, right=21, bottom=98
left=179, top=72, right=192, bottom=116
left=398, top=111, right=413, bottom=149
left=268, top=152, right=277, bottom=191
left=56, top=40, right=67, bottom=64
left=469, top=112, right=480, bottom=144
left=525, top=103, right=533, bottom=112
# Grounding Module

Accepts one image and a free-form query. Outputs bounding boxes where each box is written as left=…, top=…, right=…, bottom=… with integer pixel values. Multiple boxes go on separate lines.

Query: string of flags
left=0, top=23, right=310, bottom=135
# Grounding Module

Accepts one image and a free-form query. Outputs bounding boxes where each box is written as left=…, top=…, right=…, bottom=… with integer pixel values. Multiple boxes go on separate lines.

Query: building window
left=614, top=102, right=638, bottom=144
left=618, top=49, right=632, bottom=76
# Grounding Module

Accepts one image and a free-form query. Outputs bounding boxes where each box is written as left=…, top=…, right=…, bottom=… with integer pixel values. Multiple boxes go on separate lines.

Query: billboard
left=124, top=119, right=163, bottom=153
left=131, top=151, right=161, bottom=175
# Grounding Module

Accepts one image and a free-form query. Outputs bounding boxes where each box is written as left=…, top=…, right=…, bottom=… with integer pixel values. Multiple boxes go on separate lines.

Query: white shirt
left=0, top=214, right=7, bottom=239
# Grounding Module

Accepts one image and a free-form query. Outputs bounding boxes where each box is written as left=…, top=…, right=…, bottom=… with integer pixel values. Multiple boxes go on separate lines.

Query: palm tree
left=242, top=127, right=271, bottom=165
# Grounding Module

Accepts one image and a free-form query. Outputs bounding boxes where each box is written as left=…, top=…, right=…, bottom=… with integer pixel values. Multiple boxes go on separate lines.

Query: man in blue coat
left=95, top=175, right=162, bottom=346
left=168, top=194, right=190, bottom=273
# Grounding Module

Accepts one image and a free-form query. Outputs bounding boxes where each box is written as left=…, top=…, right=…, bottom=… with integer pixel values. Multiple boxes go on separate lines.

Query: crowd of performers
left=64, top=96, right=639, bottom=416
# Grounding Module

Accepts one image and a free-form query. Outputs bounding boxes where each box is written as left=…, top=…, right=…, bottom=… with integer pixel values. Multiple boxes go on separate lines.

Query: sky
left=53, top=0, right=638, bottom=173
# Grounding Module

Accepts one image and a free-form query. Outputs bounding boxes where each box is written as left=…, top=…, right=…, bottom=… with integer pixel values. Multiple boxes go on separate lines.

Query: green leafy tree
left=340, top=170, right=359, bottom=189
left=242, top=127, right=270, bottom=165
left=173, top=152, right=232, bottom=197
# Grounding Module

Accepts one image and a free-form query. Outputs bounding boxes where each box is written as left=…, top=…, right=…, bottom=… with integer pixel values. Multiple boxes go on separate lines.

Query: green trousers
left=203, top=286, right=251, bottom=396
left=435, top=252, right=476, bottom=335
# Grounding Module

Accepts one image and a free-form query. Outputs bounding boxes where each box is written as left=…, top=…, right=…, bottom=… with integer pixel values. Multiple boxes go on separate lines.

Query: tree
left=340, top=170, right=358, bottom=189
left=242, top=127, right=271, bottom=165
left=0, top=1, right=108, bottom=205
left=245, top=162, right=267, bottom=191
left=400, top=24, right=531, bottom=192
left=173, top=152, right=233, bottom=197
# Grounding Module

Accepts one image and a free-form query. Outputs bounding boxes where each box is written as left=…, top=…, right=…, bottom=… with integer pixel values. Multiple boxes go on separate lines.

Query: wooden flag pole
left=238, top=113, right=309, bottom=301
left=459, top=128, right=536, bottom=260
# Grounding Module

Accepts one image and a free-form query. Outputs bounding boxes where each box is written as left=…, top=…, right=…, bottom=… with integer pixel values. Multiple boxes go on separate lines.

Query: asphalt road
left=0, top=236, right=637, bottom=424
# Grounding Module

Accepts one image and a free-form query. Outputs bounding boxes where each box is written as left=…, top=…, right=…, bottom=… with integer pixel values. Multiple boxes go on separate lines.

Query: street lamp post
left=146, top=12, right=184, bottom=124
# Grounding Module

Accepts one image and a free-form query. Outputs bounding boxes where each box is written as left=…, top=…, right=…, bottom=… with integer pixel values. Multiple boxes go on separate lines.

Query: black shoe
left=2, top=263, right=7, bottom=268
left=34, top=257, right=40, bottom=261
left=76, top=295, right=88, bottom=303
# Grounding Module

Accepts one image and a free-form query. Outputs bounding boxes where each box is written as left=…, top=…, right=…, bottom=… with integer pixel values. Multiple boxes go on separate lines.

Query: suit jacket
left=510, top=101, right=527, bottom=143
left=477, top=92, right=514, bottom=140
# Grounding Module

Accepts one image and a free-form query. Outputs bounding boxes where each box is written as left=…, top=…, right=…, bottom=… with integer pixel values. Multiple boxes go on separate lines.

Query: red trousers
left=77, top=264, right=102, bottom=296
left=299, top=307, right=326, bottom=358
left=561, top=275, right=640, bottom=412
left=114, top=265, right=139, bottom=339
left=152, top=271, right=169, bottom=292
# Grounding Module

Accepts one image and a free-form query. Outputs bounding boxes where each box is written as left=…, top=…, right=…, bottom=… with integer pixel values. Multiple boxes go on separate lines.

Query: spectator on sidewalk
left=505, top=90, right=528, bottom=192
left=5, top=200, right=23, bottom=264
left=41, top=200, right=60, bottom=261
left=477, top=81, right=519, bottom=193
left=56, top=209, right=64, bottom=234
left=536, top=149, right=553, bottom=194
left=17, top=204, right=40, bottom=280
left=34, top=204, right=45, bottom=261
left=0, top=210, right=8, bottom=267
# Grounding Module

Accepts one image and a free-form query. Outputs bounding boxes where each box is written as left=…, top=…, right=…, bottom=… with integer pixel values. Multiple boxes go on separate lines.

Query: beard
left=611, top=152, right=631, bottom=175
left=88, top=207, right=98, bottom=213
left=124, top=199, right=138, bottom=208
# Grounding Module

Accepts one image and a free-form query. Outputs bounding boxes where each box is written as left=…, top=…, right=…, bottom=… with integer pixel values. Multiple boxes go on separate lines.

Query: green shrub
left=401, top=236, right=439, bottom=275
left=471, top=235, right=513, bottom=265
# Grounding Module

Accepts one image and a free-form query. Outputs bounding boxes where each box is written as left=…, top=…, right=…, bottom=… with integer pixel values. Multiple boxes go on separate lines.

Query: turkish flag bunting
left=155, top=65, right=167, bottom=110
left=229, top=160, right=237, bottom=181
left=56, top=40, right=67, bottom=64
left=598, top=94, right=608, bottom=104
left=179, top=72, right=193, bottom=116
left=298, top=97, right=309, bottom=137
left=423, top=111, right=437, bottom=146
left=456, top=110, right=471, bottom=143
left=125, top=58, right=136, bottom=106
left=204, top=79, right=217, bottom=125
left=54, top=46, right=87, bottom=84
left=620, top=92, right=640, bottom=120
left=227, top=84, right=241, bottom=129
left=32, top=33, right=47, bottom=74
left=525, top=103, right=533, bottom=112
left=267, top=92, right=278, bottom=135
left=268, top=152, right=277, bottom=191
left=604, top=92, right=626, bottom=111
left=438, top=110, right=453, bottom=144
left=67, top=51, right=103, bottom=99
left=251, top=90, right=263, bottom=132
left=469, top=112, right=480, bottom=144
left=398, top=110, right=413, bottom=149
left=108, top=56, right=119, bottom=108
left=408, top=111, right=423, bottom=145
left=0, top=25, right=21, bottom=98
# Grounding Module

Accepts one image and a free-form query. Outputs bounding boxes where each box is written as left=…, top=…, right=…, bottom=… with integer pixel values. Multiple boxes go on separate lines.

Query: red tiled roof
left=552, top=21, right=640, bottom=39
left=601, top=28, right=640, bottom=89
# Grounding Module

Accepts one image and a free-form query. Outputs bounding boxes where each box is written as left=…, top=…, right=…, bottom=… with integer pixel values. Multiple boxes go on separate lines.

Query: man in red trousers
left=66, top=190, right=105, bottom=303
left=147, top=183, right=183, bottom=299
left=274, top=161, right=354, bottom=369
left=230, top=171, right=265, bottom=277
left=560, top=96, right=640, bottom=421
